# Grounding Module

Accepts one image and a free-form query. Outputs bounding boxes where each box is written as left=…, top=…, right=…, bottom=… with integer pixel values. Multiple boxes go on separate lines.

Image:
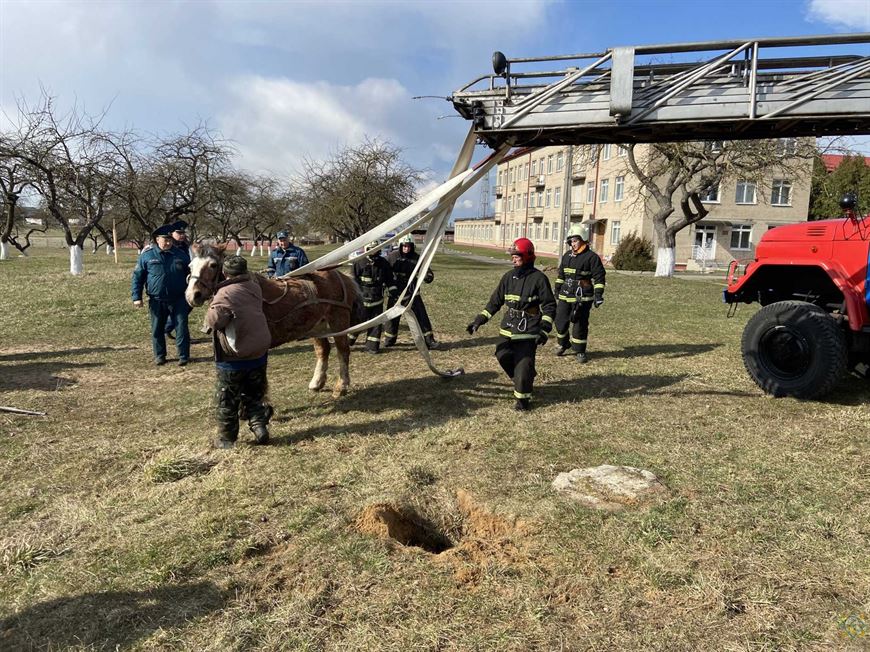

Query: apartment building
left=454, top=140, right=813, bottom=269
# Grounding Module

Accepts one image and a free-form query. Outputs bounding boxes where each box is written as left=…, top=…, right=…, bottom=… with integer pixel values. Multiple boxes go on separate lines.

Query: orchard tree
left=809, top=154, right=870, bottom=220
left=625, top=138, right=816, bottom=276
left=0, top=153, right=35, bottom=259
left=298, top=138, right=423, bottom=241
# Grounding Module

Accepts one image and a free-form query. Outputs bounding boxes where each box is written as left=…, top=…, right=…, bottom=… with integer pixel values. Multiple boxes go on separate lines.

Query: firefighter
left=351, top=241, right=396, bottom=354
left=553, top=224, right=606, bottom=363
left=466, top=238, right=556, bottom=411
left=384, top=234, right=439, bottom=349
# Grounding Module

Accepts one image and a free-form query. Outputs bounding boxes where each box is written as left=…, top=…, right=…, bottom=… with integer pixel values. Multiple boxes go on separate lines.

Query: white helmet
left=566, top=223, right=590, bottom=242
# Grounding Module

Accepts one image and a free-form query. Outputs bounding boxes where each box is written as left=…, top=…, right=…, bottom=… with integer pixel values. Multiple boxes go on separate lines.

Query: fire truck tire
left=741, top=300, right=847, bottom=399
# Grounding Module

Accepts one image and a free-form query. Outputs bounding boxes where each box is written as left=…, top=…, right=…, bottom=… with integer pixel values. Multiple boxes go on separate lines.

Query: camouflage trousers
left=214, top=364, right=272, bottom=441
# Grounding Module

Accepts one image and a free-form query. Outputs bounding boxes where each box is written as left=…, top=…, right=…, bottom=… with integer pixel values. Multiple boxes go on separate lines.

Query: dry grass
left=0, top=248, right=868, bottom=651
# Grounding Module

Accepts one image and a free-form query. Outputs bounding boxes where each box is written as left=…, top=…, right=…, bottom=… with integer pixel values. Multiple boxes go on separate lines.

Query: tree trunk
left=655, top=247, right=675, bottom=277
left=106, top=243, right=114, bottom=255
left=69, top=244, right=84, bottom=275
left=0, top=240, right=8, bottom=260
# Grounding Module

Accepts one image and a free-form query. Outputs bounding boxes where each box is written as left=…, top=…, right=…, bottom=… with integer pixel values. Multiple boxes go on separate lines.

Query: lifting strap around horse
left=263, top=273, right=352, bottom=326
left=286, top=127, right=512, bottom=378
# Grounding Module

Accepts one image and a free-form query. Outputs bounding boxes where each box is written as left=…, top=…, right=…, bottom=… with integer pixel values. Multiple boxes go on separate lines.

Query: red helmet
left=508, top=238, right=535, bottom=264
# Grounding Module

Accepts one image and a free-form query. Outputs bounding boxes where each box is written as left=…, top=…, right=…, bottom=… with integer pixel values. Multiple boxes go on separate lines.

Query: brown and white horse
left=186, top=244, right=362, bottom=397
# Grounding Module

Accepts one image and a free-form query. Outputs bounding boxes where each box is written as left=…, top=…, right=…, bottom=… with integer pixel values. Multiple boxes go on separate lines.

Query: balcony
left=571, top=164, right=586, bottom=181
left=529, top=206, right=544, bottom=220
left=495, top=185, right=504, bottom=198
left=570, top=202, right=584, bottom=217
left=533, top=175, right=545, bottom=188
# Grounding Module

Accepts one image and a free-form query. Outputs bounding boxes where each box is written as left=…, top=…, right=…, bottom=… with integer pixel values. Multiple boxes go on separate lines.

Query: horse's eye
left=209, top=261, right=218, bottom=269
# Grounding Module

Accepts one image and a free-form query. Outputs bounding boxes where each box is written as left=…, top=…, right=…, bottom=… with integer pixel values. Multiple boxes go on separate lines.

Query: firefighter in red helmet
left=466, top=238, right=556, bottom=410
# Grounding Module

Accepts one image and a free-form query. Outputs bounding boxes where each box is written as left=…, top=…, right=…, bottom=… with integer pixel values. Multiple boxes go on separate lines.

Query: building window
left=544, top=222, right=550, bottom=240
left=700, top=183, right=720, bottom=203
left=586, top=181, right=595, bottom=204
left=602, top=143, right=612, bottom=160
left=529, top=192, right=535, bottom=209
left=731, top=224, right=752, bottom=250
left=537, top=190, right=543, bottom=206
left=599, top=178, right=609, bottom=203
left=777, top=138, right=796, bottom=157
left=771, top=179, right=792, bottom=206
left=554, top=187, right=561, bottom=208
left=531, top=159, right=537, bottom=176
left=535, top=222, right=541, bottom=240
left=556, top=151, right=564, bottom=171
left=618, top=145, right=628, bottom=158
left=508, top=196, right=513, bottom=212
left=547, top=155, right=554, bottom=174
left=545, top=189, right=552, bottom=207
left=497, top=170, right=503, bottom=185
left=611, top=220, right=622, bottom=245
left=615, top=176, right=624, bottom=202
left=735, top=180, right=757, bottom=205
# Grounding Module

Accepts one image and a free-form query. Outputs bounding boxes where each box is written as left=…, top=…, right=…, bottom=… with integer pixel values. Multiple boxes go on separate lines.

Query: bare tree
left=624, top=138, right=816, bottom=276
left=297, top=139, right=423, bottom=241
left=247, top=176, right=298, bottom=255
left=0, top=151, right=36, bottom=259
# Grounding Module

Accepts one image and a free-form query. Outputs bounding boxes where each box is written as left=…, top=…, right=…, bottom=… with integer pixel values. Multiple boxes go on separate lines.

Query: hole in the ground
left=355, top=503, right=454, bottom=554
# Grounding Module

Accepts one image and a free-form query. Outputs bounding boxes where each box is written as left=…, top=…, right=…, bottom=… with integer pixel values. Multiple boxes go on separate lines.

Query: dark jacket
left=352, top=255, right=396, bottom=308
left=477, top=264, right=556, bottom=340
left=131, top=246, right=191, bottom=302
left=205, top=274, right=272, bottom=362
left=267, top=244, right=309, bottom=277
left=387, top=246, right=433, bottom=291
left=555, top=246, right=606, bottom=303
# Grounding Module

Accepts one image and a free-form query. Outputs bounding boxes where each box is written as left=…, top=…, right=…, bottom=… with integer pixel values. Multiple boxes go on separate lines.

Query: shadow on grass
left=592, top=343, right=722, bottom=360
left=272, top=368, right=717, bottom=443
left=0, top=346, right=135, bottom=362
left=0, top=361, right=102, bottom=392
left=0, top=581, right=225, bottom=650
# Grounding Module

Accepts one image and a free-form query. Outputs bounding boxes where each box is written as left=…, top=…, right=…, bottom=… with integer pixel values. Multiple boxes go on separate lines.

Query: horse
left=185, top=243, right=362, bottom=398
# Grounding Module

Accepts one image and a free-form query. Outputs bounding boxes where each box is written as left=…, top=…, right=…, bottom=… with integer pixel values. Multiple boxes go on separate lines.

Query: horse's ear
left=215, top=243, right=228, bottom=254
left=191, top=243, right=202, bottom=257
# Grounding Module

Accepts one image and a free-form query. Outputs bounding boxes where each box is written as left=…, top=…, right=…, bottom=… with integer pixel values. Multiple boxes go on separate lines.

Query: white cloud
left=806, top=0, right=870, bottom=29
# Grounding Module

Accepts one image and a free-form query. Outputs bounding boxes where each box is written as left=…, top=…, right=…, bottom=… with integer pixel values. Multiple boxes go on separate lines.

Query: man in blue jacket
left=164, top=219, right=191, bottom=340
left=131, top=224, right=192, bottom=366
left=267, top=231, right=309, bottom=277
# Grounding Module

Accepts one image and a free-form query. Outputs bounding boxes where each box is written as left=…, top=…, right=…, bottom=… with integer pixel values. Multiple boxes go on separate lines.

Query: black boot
left=513, top=398, right=531, bottom=411
left=424, top=335, right=439, bottom=350
left=554, top=345, right=569, bottom=357
left=251, top=424, right=270, bottom=445
left=576, top=352, right=589, bottom=364
left=383, top=336, right=397, bottom=347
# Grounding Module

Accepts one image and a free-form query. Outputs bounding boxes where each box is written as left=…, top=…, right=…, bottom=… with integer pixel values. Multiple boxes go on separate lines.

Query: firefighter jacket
left=268, top=243, right=309, bottom=277
left=131, top=245, right=190, bottom=303
left=387, top=246, right=433, bottom=291
left=476, top=264, right=556, bottom=340
left=352, top=255, right=396, bottom=308
left=555, top=246, right=606, bottom=303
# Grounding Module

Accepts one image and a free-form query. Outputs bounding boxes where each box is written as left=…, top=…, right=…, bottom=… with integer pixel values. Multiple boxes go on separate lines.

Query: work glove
left=537, top=332, right=548, bottom=346
left=593, top=294, right=604, bottom=308
left=466, top=314, right=487, bottom=335
left=424, top=270, right=434, bottom=284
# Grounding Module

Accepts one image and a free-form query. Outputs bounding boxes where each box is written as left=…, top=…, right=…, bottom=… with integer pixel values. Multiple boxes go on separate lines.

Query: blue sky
left=1, top=0, right=869, bottom=216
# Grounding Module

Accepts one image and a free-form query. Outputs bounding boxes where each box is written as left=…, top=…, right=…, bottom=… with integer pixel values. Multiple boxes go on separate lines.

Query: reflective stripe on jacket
left=555, top=248, right=606, bottom=303
left=353, top=255, right=396, bottom=308
left=268, top=245, right=309, bottom=277
left=478, top=265, right=556, bottom=339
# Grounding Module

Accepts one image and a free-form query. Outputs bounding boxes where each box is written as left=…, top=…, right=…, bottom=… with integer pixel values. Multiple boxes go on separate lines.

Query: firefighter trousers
left=384, top=295, right=433, bottom=341
left=214, top=364, right=272, bottom=442
left=349, top=303, right=384, bottom=352
left=494, top=337, right=537, bottom=401
left=554, top=299, right=592, bottom=353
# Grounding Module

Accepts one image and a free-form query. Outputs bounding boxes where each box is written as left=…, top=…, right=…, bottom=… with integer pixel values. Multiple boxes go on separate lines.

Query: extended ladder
left=450, top=33, right=870, bottom=148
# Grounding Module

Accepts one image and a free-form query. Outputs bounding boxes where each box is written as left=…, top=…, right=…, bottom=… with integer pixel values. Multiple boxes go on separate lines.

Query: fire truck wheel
left=741, top=300, right=847, bottom=399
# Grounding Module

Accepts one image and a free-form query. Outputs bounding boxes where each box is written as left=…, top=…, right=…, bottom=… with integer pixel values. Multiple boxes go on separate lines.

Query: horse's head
left=186, top=243, right=228, bottom=306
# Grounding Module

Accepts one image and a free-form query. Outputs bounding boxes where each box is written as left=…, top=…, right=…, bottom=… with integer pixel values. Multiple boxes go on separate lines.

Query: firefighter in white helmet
left=384, top=234, right=439, bottom=349
left=553, top=224, right=606, bottom=363
left=350, top=241, right=396, bottom=354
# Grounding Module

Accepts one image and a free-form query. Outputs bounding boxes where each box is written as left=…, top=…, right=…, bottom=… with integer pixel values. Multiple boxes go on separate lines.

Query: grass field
left=1, top=248, right=868, bottom=651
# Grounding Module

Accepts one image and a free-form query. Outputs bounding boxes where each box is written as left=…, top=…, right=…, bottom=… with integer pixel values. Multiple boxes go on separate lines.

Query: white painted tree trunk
left=0, top=240, right=8, bottom=260
left=655, top=247, right=675, bottom=278
left=69, top=244, right=84, bottom=275
left=106, top=244, right=114, bottom=255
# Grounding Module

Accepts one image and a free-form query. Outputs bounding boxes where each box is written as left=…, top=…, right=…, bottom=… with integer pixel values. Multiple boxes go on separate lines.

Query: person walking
left=131, top=224, right=192, bottom=366
left=384, top=235, right=439, bottom=349
left=351, top=241, right=396, bottom=354
left=205, top=255, right=273, bottom=448
left=267, top=231, right=309, bottom=277
left=553, top=224, right=606, bottom=363
left=466, top=238, right=556, bottom=410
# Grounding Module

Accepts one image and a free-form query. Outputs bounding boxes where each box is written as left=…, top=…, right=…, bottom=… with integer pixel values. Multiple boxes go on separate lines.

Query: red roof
left=820, top=154, right=870, bottom=172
